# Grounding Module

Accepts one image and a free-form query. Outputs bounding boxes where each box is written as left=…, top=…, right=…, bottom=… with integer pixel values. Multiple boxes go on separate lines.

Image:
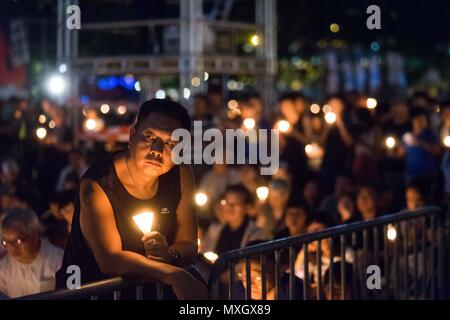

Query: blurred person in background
left=337, top=192, right=359, bottom=224
left=0, top=208, right=63, bottom=298
left=356, top=185, right=379, bottom=221
left=235, top=240, right=304, bottom=300
left=302, top=179, right=322, bottom=213
left=55, top=149, right=88, bottom=192
left=404, top=181, right=427, bottom=211
left=320, top=174, right=354, bottom=221
left=403, top=108, right=440, bottom=186
left=320, top=95, right=355, bottom=195
left=380, top=100, right=410, bottom=205
left=274, top=200, right=309, bottom=239
left=200, top=185, right=267, bottom=254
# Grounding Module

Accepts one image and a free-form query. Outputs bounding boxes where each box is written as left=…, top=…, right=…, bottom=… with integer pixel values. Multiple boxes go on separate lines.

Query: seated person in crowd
left=40, top=190, right=75, bottom=249
left=337, top=192, right=360, bottom=224
left=356, top=185, right=380, bottom=221
left=0, top=208, right=63, bottom=298
left=295, top=213, right=353, bottom=289
left=320, top=174, right=354, bottom=222
left=263, top=179, right=290, bottom=235
left=275, top=200, right=309, bottom=239
left=200, top=185, right=268, bottom=254
left=234, top=241, right=304, bottom=300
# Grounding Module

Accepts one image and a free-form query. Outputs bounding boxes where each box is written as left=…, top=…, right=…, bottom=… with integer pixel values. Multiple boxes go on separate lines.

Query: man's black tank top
left=55, top=152, right=181, bottom=288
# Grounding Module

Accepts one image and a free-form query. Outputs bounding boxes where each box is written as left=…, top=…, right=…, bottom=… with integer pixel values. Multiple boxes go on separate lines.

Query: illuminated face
left=279, top=100, right=299, bottom=124
left=1, top=223, right=39, bottom=264
left=328, top=98, right=344, bottom=115
left=268, top=189, right=289, bottom=208
left=222, top=192, right=248, bottom=227
left=129, top=113, right=181, bottom=177
left=239, top=261, right=275, bottom=300
left=406, top=188, right=424, bottom=211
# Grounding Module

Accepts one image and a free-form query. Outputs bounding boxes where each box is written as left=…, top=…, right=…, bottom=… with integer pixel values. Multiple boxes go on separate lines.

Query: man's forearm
left=103, top=250, right=180, bottom=285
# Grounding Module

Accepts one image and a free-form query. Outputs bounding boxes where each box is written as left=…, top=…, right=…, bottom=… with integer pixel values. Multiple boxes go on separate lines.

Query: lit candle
left=203, top=251, right=219, bottom=263
left=256, top=186, right=269, bottom=201
left=133, top=211, right=154, bottom=236
left=366, top=98, right=378, bottom=110
left=275, top=120, right=291, bottom=133
left=195, top=192, right=208, bottom=207
left=385, top=136, right=396, bottom=149
left=387, top=224, right=397, bottom=242
left=243, top=118, right=256, bottom=130
left=84, top=118, right=97, bottom=131
left=444, top=136, right=450, bottom=148
left=324, top=112, right=337, bottom=124
left=36, top=127, right=47, bottom=140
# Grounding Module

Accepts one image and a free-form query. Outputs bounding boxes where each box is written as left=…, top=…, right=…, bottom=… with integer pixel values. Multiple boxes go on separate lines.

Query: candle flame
left=133, top=211, right=154, bottom=235
left=203, top=251, right=219, bottom=263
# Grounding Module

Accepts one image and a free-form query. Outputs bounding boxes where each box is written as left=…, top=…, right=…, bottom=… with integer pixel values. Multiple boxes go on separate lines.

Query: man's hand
left=143, top=231, right=170, bottom=263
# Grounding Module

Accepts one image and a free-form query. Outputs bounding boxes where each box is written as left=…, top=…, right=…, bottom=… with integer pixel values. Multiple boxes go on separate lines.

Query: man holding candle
left=55, top=99, right=207, bottom=299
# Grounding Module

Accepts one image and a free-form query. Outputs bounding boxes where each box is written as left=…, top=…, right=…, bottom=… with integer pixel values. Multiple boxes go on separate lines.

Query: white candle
left=133, top=211, right=154, bottom=236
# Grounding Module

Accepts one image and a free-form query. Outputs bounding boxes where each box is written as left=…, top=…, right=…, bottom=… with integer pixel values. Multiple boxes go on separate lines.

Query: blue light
left=97, top=76, right=119, bottom=90
left=119, top=76, right=136, bottom=91
left=80, top=95, right=90, bottom=104
left=370, top=41, right=380, bottom=52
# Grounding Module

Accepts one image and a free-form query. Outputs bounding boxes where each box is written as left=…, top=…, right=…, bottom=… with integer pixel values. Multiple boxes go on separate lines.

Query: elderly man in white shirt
left=0, top=208, right=63, bottom=298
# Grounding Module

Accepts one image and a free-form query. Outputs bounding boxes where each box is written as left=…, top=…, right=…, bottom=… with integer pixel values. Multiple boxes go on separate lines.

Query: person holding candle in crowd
left=55, top=99, right=208, bottom=299
left=403, top=108, right=440, bottom=187
left=319, top=95, right=355, bottom=195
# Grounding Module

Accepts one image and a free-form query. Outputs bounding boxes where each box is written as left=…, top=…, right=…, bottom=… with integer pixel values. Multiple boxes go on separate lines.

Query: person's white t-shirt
left=0, top=238, right=63, bottom=298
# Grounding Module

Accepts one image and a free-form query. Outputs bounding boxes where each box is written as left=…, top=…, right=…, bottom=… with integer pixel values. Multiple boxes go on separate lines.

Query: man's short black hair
left=135, top=98, right=191, bottom=131
left=224, top=184, right=254, bottom=205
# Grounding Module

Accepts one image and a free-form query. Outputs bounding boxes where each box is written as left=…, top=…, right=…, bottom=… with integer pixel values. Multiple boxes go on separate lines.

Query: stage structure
left=56, top=0, right=277, bottom=143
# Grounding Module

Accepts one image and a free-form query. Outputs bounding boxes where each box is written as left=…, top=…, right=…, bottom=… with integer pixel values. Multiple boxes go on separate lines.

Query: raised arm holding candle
left=55, top=99, right=207, bottom=300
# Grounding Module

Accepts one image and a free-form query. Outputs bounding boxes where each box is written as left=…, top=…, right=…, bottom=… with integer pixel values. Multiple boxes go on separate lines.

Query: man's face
left=222, top=192, right=247, bottom=226
left=129, top=113, right=181, bottom=177
left=1, top=223, right=39, bottom=264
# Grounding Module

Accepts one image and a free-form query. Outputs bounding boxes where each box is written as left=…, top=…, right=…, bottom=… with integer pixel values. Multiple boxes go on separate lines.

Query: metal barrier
left=209, top=206, right=448, bottom=300
left=16, top=277, right=166, bottom=300
left=14, top=206, right=447, bottom=300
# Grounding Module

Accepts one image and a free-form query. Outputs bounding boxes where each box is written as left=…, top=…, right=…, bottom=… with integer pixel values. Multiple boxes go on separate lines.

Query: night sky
left=0, top=0, right=449, bottom=63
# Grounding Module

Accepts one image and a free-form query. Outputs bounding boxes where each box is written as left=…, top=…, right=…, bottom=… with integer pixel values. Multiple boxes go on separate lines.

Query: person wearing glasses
left=0, top=208, right=63, bottom=298
left=200, top=184, right=268, bottom=255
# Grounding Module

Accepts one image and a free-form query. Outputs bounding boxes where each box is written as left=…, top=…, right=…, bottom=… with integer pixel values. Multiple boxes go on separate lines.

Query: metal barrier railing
left=209, top=206, right=448, bottom=300
left=14, top=206, right=447, bottom=300
left=16, top=277, right=166, bottom=300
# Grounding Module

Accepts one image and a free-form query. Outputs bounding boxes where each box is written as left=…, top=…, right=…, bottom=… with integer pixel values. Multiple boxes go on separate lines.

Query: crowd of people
left=0, top=89, right=448, bottom=299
